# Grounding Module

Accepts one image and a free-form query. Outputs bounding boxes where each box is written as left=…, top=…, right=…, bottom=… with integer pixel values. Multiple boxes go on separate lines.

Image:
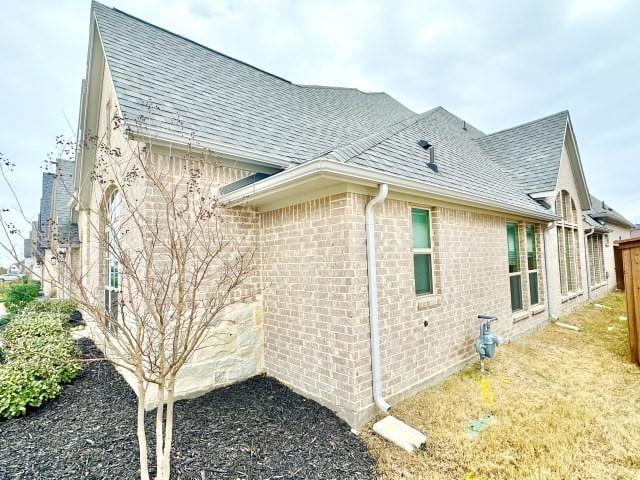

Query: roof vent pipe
left=365, top=183, right=391, bottom=414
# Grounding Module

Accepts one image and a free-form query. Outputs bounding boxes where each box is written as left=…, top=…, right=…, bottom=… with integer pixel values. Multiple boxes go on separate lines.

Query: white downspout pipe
left=584, top=226, right=595, bottom=301
left=543, top=221, right=558, bottom=321
left=365, top=183, right=391, bottom=414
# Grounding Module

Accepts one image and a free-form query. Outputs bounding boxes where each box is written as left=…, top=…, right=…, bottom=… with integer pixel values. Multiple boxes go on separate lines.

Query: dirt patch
left=362, top=293, right=640, bottom=480
left=0, top=340, right=375, bottom=479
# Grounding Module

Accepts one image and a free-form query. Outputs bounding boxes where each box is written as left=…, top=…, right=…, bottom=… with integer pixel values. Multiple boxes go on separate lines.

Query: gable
left=556, top=119, right=591, bottom=210
left=475, top=111, right=568, bottom=194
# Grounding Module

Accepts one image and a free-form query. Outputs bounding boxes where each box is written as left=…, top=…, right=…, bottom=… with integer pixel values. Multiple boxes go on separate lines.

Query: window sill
left=512, top=310, right=530, bottom=323
left=417, top=294, right=441, bottom=311
left=589, top=281, right=607, bottom=290
left=561, top=291, right=583, bottom=303
left=530, top=304, right=546, bottom=316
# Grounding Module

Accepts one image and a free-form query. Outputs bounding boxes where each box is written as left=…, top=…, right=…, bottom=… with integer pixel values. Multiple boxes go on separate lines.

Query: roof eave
left=128, top=126, right=290, bottom=172
left=222, top=158, right=557, bottom=221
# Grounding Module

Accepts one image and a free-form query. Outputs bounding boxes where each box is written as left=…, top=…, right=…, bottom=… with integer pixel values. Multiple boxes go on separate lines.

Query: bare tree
left=0, top=115, right=256, bottom=480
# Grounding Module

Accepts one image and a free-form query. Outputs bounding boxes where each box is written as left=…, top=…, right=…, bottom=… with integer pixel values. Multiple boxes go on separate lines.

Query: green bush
left=23, top=299, right=78, bottom=318
left=4, top=281, right=41, bottom=314
left=0, top=313, right=15, bottom=329
left=0, top=312, right=81, bottom=419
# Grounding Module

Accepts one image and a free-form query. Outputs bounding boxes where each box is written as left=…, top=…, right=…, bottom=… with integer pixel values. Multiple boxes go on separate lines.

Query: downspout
left=365, top=183, right=391, bottom=414
left=584, top=226, right=595, bottom=301
left=543, top=221, right=558, bottom=320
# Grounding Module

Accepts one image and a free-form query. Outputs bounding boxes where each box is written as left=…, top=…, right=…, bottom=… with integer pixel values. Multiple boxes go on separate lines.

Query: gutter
left=365, top=184, right=391, bottom=413
left=221, top=158, right=557, bottom=222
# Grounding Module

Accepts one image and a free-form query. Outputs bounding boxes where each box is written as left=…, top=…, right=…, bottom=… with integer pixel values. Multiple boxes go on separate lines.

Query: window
left=412, top=208, right=433, bottom=295
left=104, top=190, right=122, bottom=324
left=555, top=190, right=581, bottom=295
left=507, top=223, right=523, bottom=311
left=526, top=224, right=539, bottom=305
left=587, top=233, right=606, bottom=286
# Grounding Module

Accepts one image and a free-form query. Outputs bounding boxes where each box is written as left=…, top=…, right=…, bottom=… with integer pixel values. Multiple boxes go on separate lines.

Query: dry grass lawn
left=362, top=293, right=640, bottom=480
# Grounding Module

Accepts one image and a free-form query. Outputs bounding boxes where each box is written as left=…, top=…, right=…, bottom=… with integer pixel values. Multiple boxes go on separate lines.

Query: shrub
left=0, top=312, right=81, bottom=419
left=4, top=281, right=41, bottom=314
left=24, top=299, right=78, bottom=318
left=0, top=313, right=15, bottom=329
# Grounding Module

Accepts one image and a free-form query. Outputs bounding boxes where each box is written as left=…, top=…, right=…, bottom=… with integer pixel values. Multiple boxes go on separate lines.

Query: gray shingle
left=586, top=194, right=634, bottom=228
left=323, top=107, right=552, bottom=218
left=92, top=2, right=415, bottom=167
left=474, top=111, right=569, bottom=194
left=37, top=172, right=55, bottom=251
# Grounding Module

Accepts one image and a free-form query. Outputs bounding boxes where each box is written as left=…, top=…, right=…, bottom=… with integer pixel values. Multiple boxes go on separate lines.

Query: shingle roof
left=474, top=111, right=569, bottom=194
left=323, top=107, right=552, bottom=218
left=52, top=160, right=80, bottom=246
left=91, top=3, right=561, bottom=220
left=587, top=194, right=634, bottom=228
left=92, top=2, right=415, bottom=167
left=583, top=214, right=610, bottom=234
left=37, top=172, right=55, bottom=251
left=36, top=161, right=80, bottom=250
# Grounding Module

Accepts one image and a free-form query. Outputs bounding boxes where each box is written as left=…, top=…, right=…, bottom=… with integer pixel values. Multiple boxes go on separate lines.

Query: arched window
left=104, top=189, right=122, bottom=322
left=555, top=190, right=581, bottom=295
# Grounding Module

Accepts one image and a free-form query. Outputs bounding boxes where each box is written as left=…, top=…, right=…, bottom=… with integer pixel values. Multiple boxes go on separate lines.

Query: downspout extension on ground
left=365, top=183, right=391, bottom=414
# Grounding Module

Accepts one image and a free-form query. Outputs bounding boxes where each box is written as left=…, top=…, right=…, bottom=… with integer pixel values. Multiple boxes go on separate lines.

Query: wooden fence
left=619, top=237, right=640, bottom=365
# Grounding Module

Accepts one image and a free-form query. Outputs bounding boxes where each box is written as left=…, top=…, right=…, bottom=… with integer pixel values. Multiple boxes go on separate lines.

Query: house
left=633, top=224, right=640, bottom=238
left=49, top=2, right=633, bottom=429
left=583, top=195, right=634, bottom=296
left=32, top=160, right=80, bottom=297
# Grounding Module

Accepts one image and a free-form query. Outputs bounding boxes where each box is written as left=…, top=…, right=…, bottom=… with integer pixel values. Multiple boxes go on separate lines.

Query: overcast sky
left=1, top=0, right=639, bottom=265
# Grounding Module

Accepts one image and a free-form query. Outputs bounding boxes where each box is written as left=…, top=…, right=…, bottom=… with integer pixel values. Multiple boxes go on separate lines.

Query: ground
left=362, top=292, right=640, bottom=480
left=0, top=340, right=375, bottom=480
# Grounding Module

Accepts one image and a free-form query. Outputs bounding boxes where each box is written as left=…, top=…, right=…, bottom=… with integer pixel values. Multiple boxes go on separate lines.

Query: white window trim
left=526, top=224, right=541, bottom=307
left=411, top=206, right=435, bottom=297
left=556, top=191, right=581, bottom=295
left=507, top=222, right=524, bottom=313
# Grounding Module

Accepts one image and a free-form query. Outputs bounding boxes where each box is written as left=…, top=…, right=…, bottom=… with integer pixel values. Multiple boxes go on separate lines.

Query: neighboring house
left=32, top=160, right=80, bottom=297
left=52, top=2, right=633, bottom=429
left=632, top=224, right=640, bottom=238
left=583, top=195, right=634, bottom=295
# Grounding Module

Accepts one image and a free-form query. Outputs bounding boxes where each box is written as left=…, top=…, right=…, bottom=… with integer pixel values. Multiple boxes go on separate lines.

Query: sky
left=0, top=0, right=639, bottom=265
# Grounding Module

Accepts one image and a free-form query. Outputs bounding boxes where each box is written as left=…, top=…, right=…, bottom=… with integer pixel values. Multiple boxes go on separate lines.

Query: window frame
left=525, top=224, right=540, bottom=306
left=104, top=189, right=122, bottom=324
left=411, top=207, right=434, bottom=296
left=555, top=190, right=582, bottom=296
left=507, top=222, right=523, bottom=312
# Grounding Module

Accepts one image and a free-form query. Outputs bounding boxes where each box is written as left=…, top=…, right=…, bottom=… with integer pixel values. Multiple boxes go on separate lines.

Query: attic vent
left=418, top=139, right=432, bottom=150
left=418, top=139, right=438, bottom=173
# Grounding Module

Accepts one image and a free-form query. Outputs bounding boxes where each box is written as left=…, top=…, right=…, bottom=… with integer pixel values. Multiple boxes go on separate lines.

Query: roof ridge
left=295, top=84, right=385, bottom=95
left=481, top=110, right=569, bottom=139
left=320, top=108, right=440, bottom=162
left=96, top=3, right=399, bottom=99
left=94, top=2, right=292, bottom=84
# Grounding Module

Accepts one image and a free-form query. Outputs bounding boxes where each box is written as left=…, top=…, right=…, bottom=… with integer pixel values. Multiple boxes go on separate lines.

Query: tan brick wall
left=260, top=192, right=550, bottom=428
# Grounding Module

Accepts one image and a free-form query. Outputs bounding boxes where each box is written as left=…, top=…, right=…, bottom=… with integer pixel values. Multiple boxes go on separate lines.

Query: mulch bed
left=0, top=339, right=375, bottom=479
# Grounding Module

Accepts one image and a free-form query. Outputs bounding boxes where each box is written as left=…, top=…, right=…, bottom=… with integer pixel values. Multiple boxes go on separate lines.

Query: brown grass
left=362, top=293, right=640, bottom=480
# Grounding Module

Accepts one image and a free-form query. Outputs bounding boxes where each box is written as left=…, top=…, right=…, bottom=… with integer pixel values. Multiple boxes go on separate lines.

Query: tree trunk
left=160, top=376, right=176, bottom=480
left=136, top=372, right=150, bottom=480
left=155, top=382, right=165, bottom=480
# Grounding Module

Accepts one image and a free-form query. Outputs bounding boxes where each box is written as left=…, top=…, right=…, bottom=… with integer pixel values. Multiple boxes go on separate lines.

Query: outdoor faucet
left=475, top=315, right=502, bottom=372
